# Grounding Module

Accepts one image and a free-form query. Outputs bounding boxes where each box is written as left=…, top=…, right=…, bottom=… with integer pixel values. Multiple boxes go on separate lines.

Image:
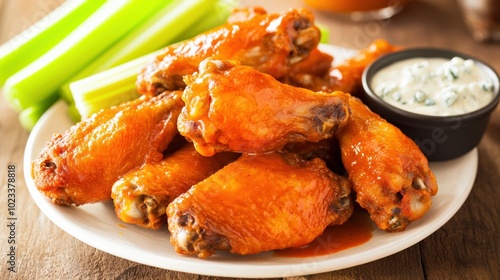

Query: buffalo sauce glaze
left=274, top=206, right=374, bottom=258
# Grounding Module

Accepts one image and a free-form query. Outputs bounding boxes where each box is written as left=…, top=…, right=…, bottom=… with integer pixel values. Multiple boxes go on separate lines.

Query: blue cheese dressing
left=371, top=56, right=495, bottom=116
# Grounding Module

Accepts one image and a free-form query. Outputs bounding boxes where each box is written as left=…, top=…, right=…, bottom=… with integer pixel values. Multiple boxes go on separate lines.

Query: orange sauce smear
left=274, top=206, right=374, bottom=258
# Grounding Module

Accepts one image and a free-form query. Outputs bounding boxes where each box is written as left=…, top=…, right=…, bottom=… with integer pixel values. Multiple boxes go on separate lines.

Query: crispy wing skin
left=336, top=94, right=438, bottom=232
left=177, top=59, right=350, bottom=156
left=31, top=91, right=184, bottom=206
left=111, top=143, right=238, bottom=229
left=167, top=152, right=353, bottom=257
left=136, top=7, right=320, bottom=95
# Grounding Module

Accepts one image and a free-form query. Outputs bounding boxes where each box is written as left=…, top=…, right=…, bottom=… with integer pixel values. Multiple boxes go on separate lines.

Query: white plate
left=24, top=45, right=478, bottom=278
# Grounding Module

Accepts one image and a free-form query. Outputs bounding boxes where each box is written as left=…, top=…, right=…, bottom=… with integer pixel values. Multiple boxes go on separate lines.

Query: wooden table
left=1, top=0, right=499, bottom=279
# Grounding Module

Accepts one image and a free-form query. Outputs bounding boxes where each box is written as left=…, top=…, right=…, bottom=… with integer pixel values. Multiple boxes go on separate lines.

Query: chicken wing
left=177, top=59, right=350, bottom=156
left=336, top=93, right=438, bottom=232
left=167, top=152, right=353, bottom=257
left=280, top=47, right=334, bottom=88
left=136, top=7, right=321, bottom=95
left=285, top=39, right=399, bottom=94
left=31, top=91, right=184, bottom=206
left=327, top=39, right=399, bottom=95
left=111, top=143, right=238, bottom=229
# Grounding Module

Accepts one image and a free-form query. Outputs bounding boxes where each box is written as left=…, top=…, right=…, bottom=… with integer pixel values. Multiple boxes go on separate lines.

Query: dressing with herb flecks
left=371, top=56, right=495, bottom=116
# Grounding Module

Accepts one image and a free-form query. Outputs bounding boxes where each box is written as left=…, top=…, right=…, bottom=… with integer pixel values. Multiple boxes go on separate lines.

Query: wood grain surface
left=1, top=0, right=499, bottom=279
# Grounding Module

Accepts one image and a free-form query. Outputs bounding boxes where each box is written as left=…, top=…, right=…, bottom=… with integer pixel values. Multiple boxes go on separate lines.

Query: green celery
left=75, top=88, right=140, bottom=120
left=67, top=103, right=83, bottom=124
left=76, top=0, right=218, bottom=75
left=70, top=0, right=237, bottom=120
left=0, top=0, right=105, bottom=86
left=3, top=0, right=166, bottom=112
left=70, top=52, right=157, bottom=119
left=18, top=93, right=59, bottom=131
left=60, top=0, right=221, bottom=104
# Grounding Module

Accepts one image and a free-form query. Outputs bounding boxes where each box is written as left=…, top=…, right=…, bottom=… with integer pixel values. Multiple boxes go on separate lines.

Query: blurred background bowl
left=361, top=47, right=500, bottom=161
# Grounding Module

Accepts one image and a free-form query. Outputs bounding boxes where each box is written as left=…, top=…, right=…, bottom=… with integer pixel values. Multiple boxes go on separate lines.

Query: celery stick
left=66, top=103, right=82, bottom=124
left=75, top=87, right=140, bottom=120
left=70, top=0, right=237, bottom=120
left=3, top=0, right=165, bottom=112
left=77, top=0, right=213, bottom=75
left=71, top=51, right=161, bottom=103
left=18, top=93, right=59, bottom=131
left=0, top=0, right=105, bottom=86
left=60, top=0, right=223, bottom=104
left=70, top=51, right=158, bottom=118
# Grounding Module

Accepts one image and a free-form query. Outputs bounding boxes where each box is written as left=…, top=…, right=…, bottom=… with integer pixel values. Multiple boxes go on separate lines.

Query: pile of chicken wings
left=32, top=7, right=438, bottom=258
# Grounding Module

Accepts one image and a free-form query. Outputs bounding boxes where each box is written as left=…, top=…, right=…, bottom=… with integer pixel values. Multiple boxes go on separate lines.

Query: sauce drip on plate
left=274, top=206, right=374, bottom=258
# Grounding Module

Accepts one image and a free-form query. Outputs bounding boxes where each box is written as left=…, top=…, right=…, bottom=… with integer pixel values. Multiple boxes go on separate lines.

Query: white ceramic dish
left=24, top=45, right=478, bottom=278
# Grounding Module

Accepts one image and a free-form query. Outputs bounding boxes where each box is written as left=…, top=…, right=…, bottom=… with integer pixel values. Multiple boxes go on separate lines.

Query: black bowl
left=361, top=47, right=500, bottom=161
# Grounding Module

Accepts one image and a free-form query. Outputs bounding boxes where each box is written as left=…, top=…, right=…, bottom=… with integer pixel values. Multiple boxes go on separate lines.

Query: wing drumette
left=177, top=59, right=350, bottom=156
left=167, top=152, right=353, bottom=257
left=31, top=91, right=184, bottom=206
left=136, top=7, right=321, bottom=95
left=112, top=143, right=238, bottom=229
left=336, top=93, right=438, bottom=232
